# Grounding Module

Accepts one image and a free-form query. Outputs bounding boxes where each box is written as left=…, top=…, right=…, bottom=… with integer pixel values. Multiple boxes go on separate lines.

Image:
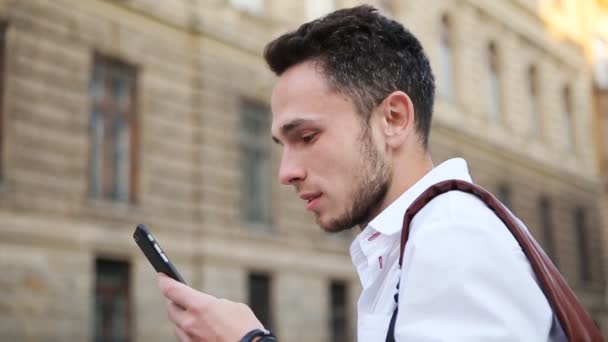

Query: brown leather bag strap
left=396, top=179, right=602, bottom=341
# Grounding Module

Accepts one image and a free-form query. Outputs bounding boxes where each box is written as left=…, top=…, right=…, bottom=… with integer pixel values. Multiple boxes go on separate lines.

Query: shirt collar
left=366, top=158, right=472, bottom=236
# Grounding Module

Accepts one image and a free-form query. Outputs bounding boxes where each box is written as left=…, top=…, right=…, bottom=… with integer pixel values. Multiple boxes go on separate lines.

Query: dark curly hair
left=264, top=5, right=435, bottom=148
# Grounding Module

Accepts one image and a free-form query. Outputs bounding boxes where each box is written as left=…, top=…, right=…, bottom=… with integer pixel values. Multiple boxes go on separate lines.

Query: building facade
left=0, top=0, right=604, bottom=341
left=539, top=0, right=608, bottom=330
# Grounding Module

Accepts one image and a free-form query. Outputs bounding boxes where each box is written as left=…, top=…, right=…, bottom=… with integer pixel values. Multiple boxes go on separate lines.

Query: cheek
left=321, top=148, right=363, bottom=198
left=308, top=130, right=364, bottom=186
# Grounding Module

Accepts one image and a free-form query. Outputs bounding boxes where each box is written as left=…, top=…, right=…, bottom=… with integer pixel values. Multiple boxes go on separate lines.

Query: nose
left=278, top=150, right=306, bottom=185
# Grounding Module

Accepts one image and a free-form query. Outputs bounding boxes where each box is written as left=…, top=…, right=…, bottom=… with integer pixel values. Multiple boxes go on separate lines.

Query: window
left=0, top=25, right=6, bottom=181
left=438, top=14, right=455, bottom=101
left=574, top=207, right=591, bottom=283
left=230, top=0, right=264, bottom=15
left=94, top=259, right=131, bottom=342
left=374, top=0, right=393, bottom=15
left=307, top=0, right=336, bottom=19
left=330, top=281, right=350, bottom=342
left=538, top=197, right=556, bottom=262
left=594, top=37, right=608, bottom=89
left=240, top=100, right=272, bottom=225
left=497, top=183, right=512, bottom=210
left=528, top=65, right=542, bottom=137
left=562, top=85, right=575, bottom=150
left=486, top=42, right=501, bottom=120
left=88, top=55, right=137, bottom=203
left=248, top=272, right=273, bottom=331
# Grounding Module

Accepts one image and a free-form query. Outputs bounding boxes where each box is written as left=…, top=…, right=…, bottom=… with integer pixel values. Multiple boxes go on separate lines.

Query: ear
left=378, top=91, right=415, bottom=149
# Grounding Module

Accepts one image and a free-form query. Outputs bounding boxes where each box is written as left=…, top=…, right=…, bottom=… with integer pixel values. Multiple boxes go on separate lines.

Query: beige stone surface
left=0, top=0, right=605, bottom=340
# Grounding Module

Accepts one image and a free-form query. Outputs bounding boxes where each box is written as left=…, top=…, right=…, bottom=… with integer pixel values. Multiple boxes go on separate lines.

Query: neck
left=359, top=151, right=434, bottom=230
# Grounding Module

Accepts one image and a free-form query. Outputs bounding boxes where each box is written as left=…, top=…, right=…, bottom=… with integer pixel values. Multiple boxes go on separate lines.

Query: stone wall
left=0, top=0, right=604, bottom=340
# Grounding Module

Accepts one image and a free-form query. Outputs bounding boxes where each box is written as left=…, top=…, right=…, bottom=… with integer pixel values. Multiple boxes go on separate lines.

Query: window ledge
left=82, top=197, right=142, bottom=222
left=240, top=220, right=273, bottom=233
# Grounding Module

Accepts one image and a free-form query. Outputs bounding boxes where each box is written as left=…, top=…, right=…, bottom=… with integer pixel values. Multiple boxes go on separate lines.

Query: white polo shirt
left=350, top=158, right=565, bottom=341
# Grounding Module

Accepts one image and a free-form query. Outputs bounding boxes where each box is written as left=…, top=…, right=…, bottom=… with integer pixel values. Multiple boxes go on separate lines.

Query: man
left=158, top=5, right=564, bottom=341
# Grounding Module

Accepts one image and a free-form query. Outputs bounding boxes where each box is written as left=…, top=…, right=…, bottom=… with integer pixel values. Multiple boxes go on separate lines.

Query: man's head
left=264, top=5, right=435, bottom=147
left=265, top=6, right=435, bottom=232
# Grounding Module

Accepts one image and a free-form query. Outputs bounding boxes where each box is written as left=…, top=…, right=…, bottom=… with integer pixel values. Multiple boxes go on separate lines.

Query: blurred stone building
left=538, top=0, right=608, bottom=333
left=539, top=0, right=608, bottom=334
left=0, top=0, right=605, bottom=341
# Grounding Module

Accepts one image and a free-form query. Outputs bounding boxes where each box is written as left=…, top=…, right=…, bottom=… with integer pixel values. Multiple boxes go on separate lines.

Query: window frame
left=486, top=41, right=502, bottom=121
left=329, top=280, right=350, bottom=342
left=239, top=99, right=273, bottom=226
left=527, top=64, right=542, bottom=138
left=574, top=206, right=592, bottom=284
left=538, top=196, right=557, bottom=263
left=497, top=183, right=512, bottom=210
left=438, top=14, right=455, bottom=102
left=562, top=85, right=576, bottom=151
left=88, top=54, right=138, bottom=204
left=94, top=258, right=132, bottom=342
left=0, top=24, right=7, bottom=181
left=247, top=271, right=274, bottom=331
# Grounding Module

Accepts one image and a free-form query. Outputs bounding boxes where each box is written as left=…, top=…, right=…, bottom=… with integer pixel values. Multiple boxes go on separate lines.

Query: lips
left=299, top=192, right=322, bottom=211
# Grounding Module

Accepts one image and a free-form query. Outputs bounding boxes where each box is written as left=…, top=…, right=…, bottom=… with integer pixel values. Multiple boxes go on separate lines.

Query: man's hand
left=157, top=273, right=264, bottom=342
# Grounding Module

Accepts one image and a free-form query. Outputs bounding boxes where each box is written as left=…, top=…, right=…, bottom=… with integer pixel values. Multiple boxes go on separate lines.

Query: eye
left=301, top=132, right=318, bottom=144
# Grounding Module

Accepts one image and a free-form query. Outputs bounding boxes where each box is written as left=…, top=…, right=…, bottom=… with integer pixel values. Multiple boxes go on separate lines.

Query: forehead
left=270, top=62, right=357, bottom=134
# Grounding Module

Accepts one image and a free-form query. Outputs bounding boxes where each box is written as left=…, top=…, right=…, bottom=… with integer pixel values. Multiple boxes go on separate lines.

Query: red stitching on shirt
left=368, top=232, right=381, bottom=241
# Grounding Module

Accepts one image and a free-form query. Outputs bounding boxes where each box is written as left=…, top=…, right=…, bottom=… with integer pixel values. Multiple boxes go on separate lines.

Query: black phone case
left=133, top=224, right=186, bottom=284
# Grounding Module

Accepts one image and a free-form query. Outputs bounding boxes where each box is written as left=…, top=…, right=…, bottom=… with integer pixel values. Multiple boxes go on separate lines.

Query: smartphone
left=133, top=224, right=186, bottom=284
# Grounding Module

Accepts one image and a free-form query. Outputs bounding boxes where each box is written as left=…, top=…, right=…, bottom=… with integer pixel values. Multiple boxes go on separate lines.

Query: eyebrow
left=271, top=118, right=316, bottom=144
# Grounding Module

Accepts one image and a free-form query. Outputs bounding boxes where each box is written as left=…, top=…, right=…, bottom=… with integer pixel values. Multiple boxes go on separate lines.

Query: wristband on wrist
left=239, top=328, right=277, bottom=342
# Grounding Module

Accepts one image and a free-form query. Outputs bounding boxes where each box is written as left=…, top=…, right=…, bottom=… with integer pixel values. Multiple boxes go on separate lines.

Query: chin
left=316, top=215, right=354, bottom=233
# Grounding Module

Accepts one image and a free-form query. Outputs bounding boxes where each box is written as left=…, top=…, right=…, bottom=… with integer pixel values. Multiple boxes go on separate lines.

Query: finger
left=167, top=301, right=189, bottom=327
left=157, top=273, right=215, bottom=309
left=174, top=325, right=191, bottom=342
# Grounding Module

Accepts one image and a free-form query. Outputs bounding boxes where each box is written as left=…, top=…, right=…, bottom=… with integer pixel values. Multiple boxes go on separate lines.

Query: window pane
left=242, top=147, right=260, bottom=221
left=308, top=0, right=336, bottom=19
left=330, top=281, right=349, bottom=342
left=89, top=110, right=104, bottom=198
left=438, top=15, right=454, bottom=101
left=94, top=259, right=131, bottom=342
left=115, top=118, right=130, bottom=202
left=539, top=197, right=556, bottom=263
left=230, top=0, right=264, bottom=15
left=487, top=43, right=501, bottom=120
left=562, top=86, right=575, bottom=150
left=0, top=26, right=6, bottom=180
left=88, top=56, right=136, bottom=203
left=90, top=63, right=105, bottom=101
left=240, top=100, right=272, bottom=225
left=594, top=37, right=608, bottom=88
left=248, top=272, right=273, bottom=331
left=575, top=207, right=591, bottom=283
left=528, top=65, right=542, bottom=137
left=497, top=183, right=511, bottom=210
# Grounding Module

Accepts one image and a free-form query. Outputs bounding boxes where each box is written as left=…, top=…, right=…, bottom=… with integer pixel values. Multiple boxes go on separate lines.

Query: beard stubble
left=321, top=126, right=392, bottom=233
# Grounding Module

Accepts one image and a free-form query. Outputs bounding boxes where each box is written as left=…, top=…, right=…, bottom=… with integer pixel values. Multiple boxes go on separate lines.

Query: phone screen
left=133, top=224, right=186, bottom=284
